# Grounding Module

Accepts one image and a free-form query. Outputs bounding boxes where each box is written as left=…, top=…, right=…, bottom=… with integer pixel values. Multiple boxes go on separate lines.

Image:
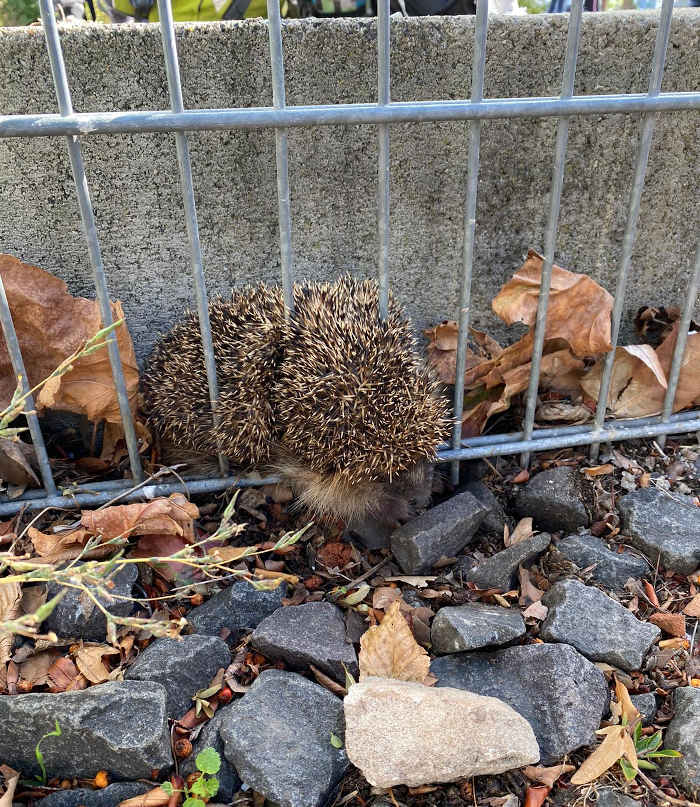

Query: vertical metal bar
left=0, top=281, right=57, bottom=496
left=157, top=0, right=227, bottom=477
left=519, top=0, right=583, bottom=468
left=590, top=0, right=674, bottom=460
left=38, top=0, right=143, bottom=482
left=451, top=0, right=489, bottom=486
left=267, top=0, right=294, bottom=313
left=657, top=238, right=700, bottom=449
left=377, top=0, right=391, bottom=320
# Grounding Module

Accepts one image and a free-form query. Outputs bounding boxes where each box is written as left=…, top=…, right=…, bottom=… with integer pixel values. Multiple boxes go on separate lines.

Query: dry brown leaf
left=47, top=655, right=88, bottom=692
left=518, top=566, right=544, bottom=606
left=17, top=650, right=60, bottom=688
left=0, top=438, right=39, bottom=488
left=20, top=585, right=47, bottom=616
left=522, top=601, right=549, bottom=620
left=0, top=254, right=139, bottom=425
left=0, top=765, right=20, bottom=807
left=648, top=611, right=686, bottom=638
left=570, top=726, right=636, bottom=785
left=614, top=678, right=641, bottom=728
left=118, top=786, right=172, bottom=807
left=524, top=786, right=550, bottom=807
left=492, top=250, right=613, bottom=357
left=74, top=644, right=121, bottom=684
left=522, top=764, right=575, bottom=788
left=81, top=494, right=199, bottom=542
left=655, top=324, right=700, bottom=410
left=507, top=517, right=533, bottom=547
left=372, top=587, right=403, bottom=611
left=359, top=599, right=430, bottom=683
left=424, top=322, right=502, bottom=386
left=28, top=526, right=91, bottom=558
left=207, top=544, right=258, bottom=563
left=684, top=594, right=700, bottom=617
left=0, top=580, right=21, bottom=692
left=583, top=464, right=614, bottom=477
left=383, top=576, right=437, bottom=588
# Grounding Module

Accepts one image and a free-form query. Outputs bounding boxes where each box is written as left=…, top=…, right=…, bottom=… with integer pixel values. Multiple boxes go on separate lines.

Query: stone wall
left=0, top=10, right=697, bottom=361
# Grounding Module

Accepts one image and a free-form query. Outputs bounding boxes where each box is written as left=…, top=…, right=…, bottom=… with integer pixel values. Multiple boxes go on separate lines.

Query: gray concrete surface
left=0, top=11, right=698, bottom=363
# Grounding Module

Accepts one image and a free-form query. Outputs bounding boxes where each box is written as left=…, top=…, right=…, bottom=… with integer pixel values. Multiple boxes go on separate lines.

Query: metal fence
left=0, top=0, right=698, bottom=515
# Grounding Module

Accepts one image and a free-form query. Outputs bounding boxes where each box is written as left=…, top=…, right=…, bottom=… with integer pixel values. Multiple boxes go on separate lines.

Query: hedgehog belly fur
left=142, top=277, right=450, bottom=522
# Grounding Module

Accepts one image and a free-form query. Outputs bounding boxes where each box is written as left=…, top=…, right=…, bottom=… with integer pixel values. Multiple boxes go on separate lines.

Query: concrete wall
left=0, top=11, right=698, bottom=363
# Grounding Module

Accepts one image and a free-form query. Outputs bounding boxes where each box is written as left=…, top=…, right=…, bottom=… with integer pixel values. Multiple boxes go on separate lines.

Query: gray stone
left=595, top=791, right=642, bottom=807
left=0, top=681, right=171, bottom=779
left=1, top=16, right=696, bottom=366
left=390, top=491, right=488, bottom=574
left=180, top=706, right=242, bottom=803
left=431, top=642, right=608, bottom=764
left=344, top=678, right=539, bottom=788
left=219, top=669, right=348, bottom=807
left=34, top=783, right=151, bottom=807
left=456, top=532, right=552, bottom=591
left=618, top=488, right=700, bottom=575
left=541, top=579, right=660, bottom=671
left=630, top=692, right=657, bottom=726
left=556, top=533, right=650, bottom=590
left=251, top=601, right=357, bottom=680
left=664, top=686, right=700, bottom=798
left=514, top=467, right=590, bottom=534
left=462, top=480, right=508, bottom=535
left=43, top=564, right=138, bottom=642
left=186, top=579, right=286, bottom=641
left=346, top=515, right=394, bottom=550
left=125, top=634, right=230, bottom=719
left=431, top=603, right=526, bottom=654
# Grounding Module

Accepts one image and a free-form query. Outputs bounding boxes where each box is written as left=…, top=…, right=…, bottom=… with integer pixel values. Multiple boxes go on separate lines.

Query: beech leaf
left=0, top=581, right=21, bottom=692
left=0, top=765, right=20, bottom=807
left=358, top=599, right=430, bottom=683
left=522, top=764, right=575, bottom=788
left=507, top=517, right=533, bottom=547
left=570, top=726, right=636, bottom=785
left=74, top=644, right=120, bottom=684
left=117, top=786, right=172, bottom=807
left=82, top=494, right=199, bottom=542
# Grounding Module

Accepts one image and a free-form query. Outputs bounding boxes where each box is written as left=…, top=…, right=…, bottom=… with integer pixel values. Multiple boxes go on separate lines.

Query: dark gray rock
left=431, top=603, right=526, bottom=653
left=36, top=783, right=150, bottom=807
left=180, top=706, right=242, bottom=802
left=541, top=579, right=660, bottom=671
left=630, top=692, right=657, bottom=726
left=43, top=564, right=138, bottom=642
left=556, top=533, right=649, bottom=590
left=187, top=580, right=286, bottom=641
left=595, top=791, right=642, bottom=807
left=390, top=491, right=488, bottom=574
left=618, top=488, right=700, bottom=575
left=513, top=467, right=590, bottom=533
left=219, top=669, right=348, bottom=807
left=0, top=681, right=171, bottom=779
left=346, top=515, right=394, bottom=550
left=431, top=642, right=608, bottom=764
left=664, top=686, right=700, bottom=798
left=125, top=635, right=230, bottom=719
left=462, top=480, right=508, bottom=535
left=251, top=602, right=357, bottom=680
left=456, top=532, right=552, bottom=591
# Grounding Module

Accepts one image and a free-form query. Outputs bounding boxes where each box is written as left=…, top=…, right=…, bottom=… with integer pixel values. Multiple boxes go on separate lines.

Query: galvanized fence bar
left=2, top=93, right=699, bottom=138
left=37, top=0, right=144, bottom=483
left=157, top=0, right=227, bottom=476
left=267, top=0, right=295, bottom=312
left=590, top=0, right=674, bottom=460
left=658, top=238, right=700, bottom=449
left=0, top=283, right=57, bottom=496
left=377, top=0, right=391, bottom=320
left=519, top=0, right=583, bottom=468
left=451, top=0, right=489, bottom=486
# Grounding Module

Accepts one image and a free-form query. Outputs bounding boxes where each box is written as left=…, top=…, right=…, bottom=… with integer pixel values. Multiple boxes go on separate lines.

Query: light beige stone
left=344, top=677, right=540, bottom=788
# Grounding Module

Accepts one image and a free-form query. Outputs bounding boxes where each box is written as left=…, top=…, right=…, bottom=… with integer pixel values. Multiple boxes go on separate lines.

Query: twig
left=635, top=770, right=700, bottom=807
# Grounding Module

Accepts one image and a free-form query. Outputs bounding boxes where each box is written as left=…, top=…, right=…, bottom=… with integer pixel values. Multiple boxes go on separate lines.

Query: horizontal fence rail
left=0, top=0, right=697, bottom=515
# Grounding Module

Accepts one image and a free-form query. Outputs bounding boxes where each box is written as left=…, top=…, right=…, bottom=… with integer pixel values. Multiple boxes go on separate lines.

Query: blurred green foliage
left=0, top=0, right=38, bottom=26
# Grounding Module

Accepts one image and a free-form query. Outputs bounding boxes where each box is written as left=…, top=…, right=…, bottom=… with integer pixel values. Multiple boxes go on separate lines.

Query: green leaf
left=205, top=777, right=219, bottom=798
left=633, top=721, right=642, bottom=744
left=637, top=730, right=663, bottom=754
left=182, top=798, right=206, bottom=807
left=196, top=747, right=221, bottom=775
left=619, top=757, right=638, bottom=781
left=637, top=760, right=659, bottom=770
left=330, top=732, right=343, bottom=749
left=336, top=584, right=370, bottom=607
left=190, top=777, right=208, bottom=797
left=647, top=749, right=683, bottom=758
left=161, top=782, right=174, bottom=795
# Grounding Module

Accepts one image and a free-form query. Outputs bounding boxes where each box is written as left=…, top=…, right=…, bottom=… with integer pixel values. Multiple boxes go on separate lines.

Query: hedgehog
left=142, top=275, right=450, bottom=524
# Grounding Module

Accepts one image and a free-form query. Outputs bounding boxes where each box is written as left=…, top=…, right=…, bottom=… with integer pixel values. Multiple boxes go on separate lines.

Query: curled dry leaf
left=610, top=678, right=641, bottom=727
left=684, top=594, right=700, bottom=617
left=583, top=464, right=614, bottom=477
left=518, top=566, right=544, bottom=606
left=29, top=526, right=91, bottom=558
left=492, top=250, right=613, bottom=357
left=82, top=494, right=199, bottom=542
left=17, top=650, right=60, bottom=688
left=359, top=599, right=430, bottom=683
left=47, top=655, right=88, bottom=692
left=570, top=726, right=637, bottom=785
left=74, top=644, right=121, bottom=684
left=0, top=765, right=20, bottom=807
left=0, top=437, right=39, bottom=488
left=522, top=764, right=575, bottom=788
left=524, top=785, right=550, bottom=807
left=118, top=785, right=172, bottom=807
left=507, top=517, right=533, bottom=547
left=0, top=581, right=21, bottom=692
left=0, top=254, right=138, bottom=425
